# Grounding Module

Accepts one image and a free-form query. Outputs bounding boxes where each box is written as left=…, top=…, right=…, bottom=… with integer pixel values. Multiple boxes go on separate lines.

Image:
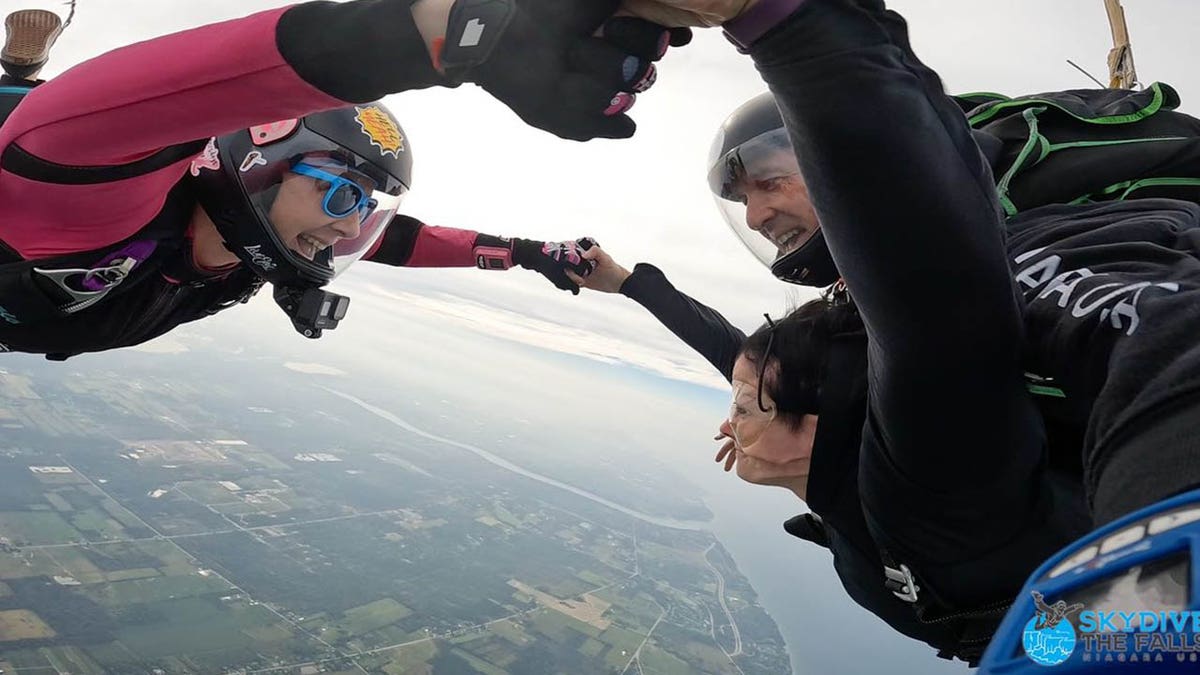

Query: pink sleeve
left=0, top=6, right=346, bottom=164
left=0, top=6, right=349, bottom=258
left=404, top=225, right=480, bottom=267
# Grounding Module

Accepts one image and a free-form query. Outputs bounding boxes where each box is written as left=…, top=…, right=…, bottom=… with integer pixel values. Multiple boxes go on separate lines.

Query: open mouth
left=296, top=233, right=331, bottom=260
left=772, top=228, right=808, bottom=254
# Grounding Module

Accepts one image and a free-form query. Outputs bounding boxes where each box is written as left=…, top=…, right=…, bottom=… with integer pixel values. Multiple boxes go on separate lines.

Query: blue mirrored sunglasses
left=290, top=160, right=379, bottom=220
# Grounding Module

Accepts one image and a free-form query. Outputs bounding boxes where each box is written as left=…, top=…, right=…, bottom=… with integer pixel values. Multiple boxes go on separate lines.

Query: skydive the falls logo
left=1019, top=593, right=1200, bottom=666
left=1023, top=591, right=1084, bottom=666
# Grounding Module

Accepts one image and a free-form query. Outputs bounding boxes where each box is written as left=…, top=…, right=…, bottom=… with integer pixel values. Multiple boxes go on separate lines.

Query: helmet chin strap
left=771, top=230, right=841, bottom=287
left=188, top=205, right=241, bottom=270
left=207, top=182, right=280, bottom=260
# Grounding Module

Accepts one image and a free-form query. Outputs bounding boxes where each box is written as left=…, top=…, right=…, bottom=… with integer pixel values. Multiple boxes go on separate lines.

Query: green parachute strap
left=995, top=108, right=1049, bottom=216
left=968, top=82, right=1169, bottom=127
left=1044, top=136, right=1189, bottom=153
left=954, top=92, right=1011, bottom=117
left=1024, top=372, right=1066, bottom=398
left=1026, top=384, right=1066, bottom=398
left=957, top=92, right=1011, bottom=102
left=1068, top=177, right=1200, bottom=204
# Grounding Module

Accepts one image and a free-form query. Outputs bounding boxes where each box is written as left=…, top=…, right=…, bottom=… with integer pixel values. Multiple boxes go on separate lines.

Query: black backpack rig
left=955, top=81, right=1200, bottom=216
left=793, top=82, right=1200, bottom=667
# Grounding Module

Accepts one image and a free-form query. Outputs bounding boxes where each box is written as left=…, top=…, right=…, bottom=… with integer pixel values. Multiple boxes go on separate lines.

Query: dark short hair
left=740, top=288, right=862, bottom=428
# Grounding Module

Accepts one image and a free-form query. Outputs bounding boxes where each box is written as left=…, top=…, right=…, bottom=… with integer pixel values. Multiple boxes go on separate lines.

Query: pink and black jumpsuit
left=0, top=1, right=487, bottom=359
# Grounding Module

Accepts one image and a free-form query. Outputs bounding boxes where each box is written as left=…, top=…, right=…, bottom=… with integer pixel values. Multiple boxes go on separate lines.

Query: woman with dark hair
left=572, top=239, right=1090, bottom=664
left=716, top=293, right=854, bottom=482
left=615, top=0, right=1200, bottom=665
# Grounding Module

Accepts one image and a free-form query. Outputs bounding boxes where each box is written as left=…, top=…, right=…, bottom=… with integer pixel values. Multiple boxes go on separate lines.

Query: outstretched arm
left=620, top=0, right=1056, bottom=597
left=3, top=0, right=673, bottom=164
left=751, top=4, right=1037, bottom=481
left=0, top=1, right=678, bottom=257
left=746, top=0, right=1070, bottom=607
left=364, top=215, right=596, bottom=293
left=571, top=244, right=746, bottom=381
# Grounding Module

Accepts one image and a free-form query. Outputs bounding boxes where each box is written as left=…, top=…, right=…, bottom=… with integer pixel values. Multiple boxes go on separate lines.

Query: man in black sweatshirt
left=593, top=0, right=1200, bottom=662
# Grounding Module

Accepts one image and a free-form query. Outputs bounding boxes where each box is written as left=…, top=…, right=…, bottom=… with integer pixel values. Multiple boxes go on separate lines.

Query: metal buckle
left=34, top=257, right=138, bottom=313
left=884, top=563, right=921, bottom=603
left=82, top=257, right=136, bottom=287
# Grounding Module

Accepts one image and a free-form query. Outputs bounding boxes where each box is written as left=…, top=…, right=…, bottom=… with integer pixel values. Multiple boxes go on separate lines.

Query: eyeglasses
left=290, top=158, right=378, bottom=220
left=724, top=314, right=779, bottom=448
left=757, top=313, right=776, bottom=413
left=729, top=380, right=776, bottom=448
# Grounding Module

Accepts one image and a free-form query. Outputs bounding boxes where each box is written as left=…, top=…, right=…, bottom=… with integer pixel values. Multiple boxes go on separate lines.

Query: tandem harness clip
left=884, top=562, right=921, bottom=603
left=33, top=256, right=138, bottom=313
left=0, top=239, right=159, bottom=325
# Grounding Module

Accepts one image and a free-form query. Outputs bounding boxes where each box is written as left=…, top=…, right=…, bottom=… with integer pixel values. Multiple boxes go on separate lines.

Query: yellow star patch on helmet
left=354, top=106, right=405, bottom=158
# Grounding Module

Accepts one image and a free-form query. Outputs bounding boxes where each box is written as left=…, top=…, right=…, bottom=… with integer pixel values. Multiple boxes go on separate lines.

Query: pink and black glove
left=513, top=237, right=598, bottom=294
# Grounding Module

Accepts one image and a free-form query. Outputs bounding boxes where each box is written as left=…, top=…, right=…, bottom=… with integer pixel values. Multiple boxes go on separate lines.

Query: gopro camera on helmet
left=273, top=285, right=350, bottom=339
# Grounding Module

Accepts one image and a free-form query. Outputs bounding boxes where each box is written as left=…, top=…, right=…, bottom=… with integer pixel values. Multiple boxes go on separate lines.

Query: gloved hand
left=512, top=237, right=598, bottom=294
left=564, top=240, right=632, bottom=294
left=412, top=0, right=691, bottom=140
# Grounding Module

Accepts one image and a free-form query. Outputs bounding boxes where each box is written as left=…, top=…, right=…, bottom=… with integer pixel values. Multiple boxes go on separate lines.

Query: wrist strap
left=723, top=0, right=807, bottom=52
left=440, top=0, right=516, bottom=75
left=473, top=233, right=514, bottom=270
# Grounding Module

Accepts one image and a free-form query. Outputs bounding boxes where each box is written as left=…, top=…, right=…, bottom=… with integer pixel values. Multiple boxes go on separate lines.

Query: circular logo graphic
left=1022, top=616, right=1077, bottom=666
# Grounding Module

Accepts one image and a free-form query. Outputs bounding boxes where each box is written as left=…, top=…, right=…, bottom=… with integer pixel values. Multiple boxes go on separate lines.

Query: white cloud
left=283, top=362, right=345, bottom=375
left=348, top=277, right=730, bottom=389
left=128, top=337, right=188, bottom=354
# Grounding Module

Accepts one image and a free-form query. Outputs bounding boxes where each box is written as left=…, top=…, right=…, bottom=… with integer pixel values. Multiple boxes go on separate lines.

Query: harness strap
left=878, top=547, right=1014, bottom=665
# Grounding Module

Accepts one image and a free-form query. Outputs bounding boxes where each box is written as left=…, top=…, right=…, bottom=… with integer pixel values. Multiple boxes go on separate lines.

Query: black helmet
left=707, top=92, right=838, bottom=287
left=193, top=102, right=413, bottom=288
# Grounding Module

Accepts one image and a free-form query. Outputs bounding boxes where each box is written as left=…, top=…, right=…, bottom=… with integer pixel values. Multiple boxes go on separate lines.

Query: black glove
left=512, top=237, right=598, bottom=294
left=439, top=1, right=691, bottom=140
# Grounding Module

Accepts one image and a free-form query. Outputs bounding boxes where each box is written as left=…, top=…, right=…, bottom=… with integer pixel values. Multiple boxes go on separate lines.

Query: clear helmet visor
left=243, top=149, right=406, bottom=280
left=707, top=127, right=818, bottom=271
left=728, top=380, right=777, bottom=448
left=327, top=190, right=403, bottom=277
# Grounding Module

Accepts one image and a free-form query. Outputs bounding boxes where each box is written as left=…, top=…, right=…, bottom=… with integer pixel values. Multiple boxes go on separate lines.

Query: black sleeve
left=619, top=263, right=746, bottom=382
left=277, top=0, right=448, bottom=103
left=749, top=2, right=1048, bottom=572
left=363, top=214, right=424, bottom=266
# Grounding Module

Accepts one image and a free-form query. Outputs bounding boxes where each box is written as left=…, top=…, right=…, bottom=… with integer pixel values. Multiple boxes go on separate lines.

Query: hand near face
left=619, top=0, right=759, bottom=27
left=566, top=242, right=632, bottom=293
left=714, top=421, right=810, bottom=488
left=735, top=450, right=810, bottom=487
left=715, top=426, right=738, bottom=471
